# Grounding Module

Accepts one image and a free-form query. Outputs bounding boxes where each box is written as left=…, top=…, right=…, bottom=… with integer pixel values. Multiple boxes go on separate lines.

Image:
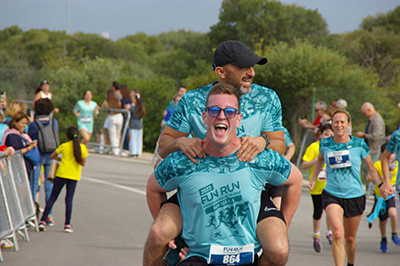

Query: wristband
left=378, top=182, right=383, bottom=188
left=261, top=134, right=270, bottom=150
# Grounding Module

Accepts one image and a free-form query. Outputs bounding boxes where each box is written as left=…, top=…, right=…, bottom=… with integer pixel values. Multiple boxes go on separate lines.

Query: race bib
left=208, top=244, right=254, bottom=265
left=327, top=150, right=351, bottom=169
left=81, top=116, right=92, bottom=123
left=317, top=168, right=326, bottom=181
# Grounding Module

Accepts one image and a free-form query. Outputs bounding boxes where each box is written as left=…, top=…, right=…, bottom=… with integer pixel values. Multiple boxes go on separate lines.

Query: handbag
left=47, top=160, right=59, bottom=183
left=16, top=135, right=41, bottom=166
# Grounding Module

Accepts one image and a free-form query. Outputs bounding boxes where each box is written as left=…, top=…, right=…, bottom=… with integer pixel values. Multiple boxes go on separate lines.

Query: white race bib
left=81, top=116, right=92, bottom=123
left=327, top=150, right=351, bottom=169
left=208, top=244, right=254, bottom=265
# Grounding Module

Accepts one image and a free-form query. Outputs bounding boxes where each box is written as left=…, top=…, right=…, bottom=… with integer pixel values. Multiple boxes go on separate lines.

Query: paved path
left=1, top=153, right=399, bottom=265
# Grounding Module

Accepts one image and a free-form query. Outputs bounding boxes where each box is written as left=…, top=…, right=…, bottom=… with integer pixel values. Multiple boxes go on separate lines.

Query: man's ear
left=236, top=113, right=242, bottom=128
left=215, top=66, right=225, bottom=79
left=202, top=111, right=207, bottom=126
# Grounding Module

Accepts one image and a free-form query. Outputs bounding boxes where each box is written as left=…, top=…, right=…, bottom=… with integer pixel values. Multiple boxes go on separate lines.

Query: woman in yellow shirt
left=39, top=126, right=88, bottom=233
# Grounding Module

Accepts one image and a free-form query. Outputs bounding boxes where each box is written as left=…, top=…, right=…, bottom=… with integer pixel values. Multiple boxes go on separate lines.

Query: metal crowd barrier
left=87, top=107, right=131, bottom=157
left=0, top=152, right=37, bottom=262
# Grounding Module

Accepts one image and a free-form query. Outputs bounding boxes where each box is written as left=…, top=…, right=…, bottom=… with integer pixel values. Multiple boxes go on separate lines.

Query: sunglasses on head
left=206, top=106, right=238, bottom=119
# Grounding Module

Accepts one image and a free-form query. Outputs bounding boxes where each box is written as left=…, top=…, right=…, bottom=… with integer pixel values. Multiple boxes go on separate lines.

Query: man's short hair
left=177, top=86, right=186, bottom=91
left=206, top=83, right=240, bottom=111
left=112, top=81, right=120, bottom=90
left=316, top=101, right=327, bottom=110
left=34, top=98, right=55, bottom=116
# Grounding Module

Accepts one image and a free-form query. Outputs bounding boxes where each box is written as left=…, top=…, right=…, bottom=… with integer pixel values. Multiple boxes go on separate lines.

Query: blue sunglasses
left=206, top=106, right=238, bottom=119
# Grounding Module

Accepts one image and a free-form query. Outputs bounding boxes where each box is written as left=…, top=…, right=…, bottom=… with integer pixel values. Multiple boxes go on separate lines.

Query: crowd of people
left=1, top=40, right=400, bottom=265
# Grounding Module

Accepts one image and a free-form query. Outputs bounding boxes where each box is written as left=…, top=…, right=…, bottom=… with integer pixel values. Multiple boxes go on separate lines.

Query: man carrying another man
left=144, top=40, right=291, bottom=266
left=147, top=83, right=302, bottom=265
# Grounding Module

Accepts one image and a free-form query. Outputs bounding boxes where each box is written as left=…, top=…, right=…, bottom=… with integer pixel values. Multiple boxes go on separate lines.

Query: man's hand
left=168, top=239, right=190, bottom=263
left=237, top=136, right=265, bottom=162
left=379, top=182, right=395, bottom=199
left=177, top=137, right=205, bottom=164
left=354, top=131, right=365, bottom=138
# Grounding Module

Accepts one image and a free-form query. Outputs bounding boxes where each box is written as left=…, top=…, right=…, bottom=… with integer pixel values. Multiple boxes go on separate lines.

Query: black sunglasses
left=206, top=106, right=238, bottom=119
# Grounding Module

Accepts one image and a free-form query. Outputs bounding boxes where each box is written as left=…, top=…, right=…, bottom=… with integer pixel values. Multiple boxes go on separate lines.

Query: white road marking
left=81, top=176, right=146, bottom=195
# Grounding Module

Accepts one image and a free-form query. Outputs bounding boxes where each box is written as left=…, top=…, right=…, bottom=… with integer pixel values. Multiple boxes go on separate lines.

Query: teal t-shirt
left=320, top=136, right=369, bottom=198
left=166, top=82, right=284, bottom=139
left=283, top=127, right=292, bottom=147
left=385, top=129, right=400, bottom=194
left=164, top=100, right=175, bottom=112
left=155, top=149, right=291, bottom=261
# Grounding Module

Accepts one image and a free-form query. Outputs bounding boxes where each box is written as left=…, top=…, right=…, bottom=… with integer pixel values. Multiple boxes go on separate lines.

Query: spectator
left=302, top=124, right=334, bottom=253
left=284, top=127, right=295, bottom=161
left=2, top=112, right=38, bottom=175
left=299, top=101, right=327, bottom=140
left=0, top=109, right=7, bottom=144
left=102, top=89, right=122, bottom=156
left=161, top=94, right=182, bottom=128
left=110, top=81, right=122, bottom=101
left=366, top=143, right=400, bottom=252
left=28, top=98, right=59, bottom=226
left=163, top=86, right=187, bottom=117
left=73, top=90, right=99, bottom=146
left=129, top=89, right=146, bottom=158
left=120, top=84, right=132, bottom=152
left=5, top=100, right=28, bottom=123
left=38, top=126, right=88, bottom=233
left=355, top=102, right=385, bottom=160
left=33, top=80, right=59, bottom=113
left=0, top=91, right=7, bottom=112
left=335, top=99, right=348, bottom=109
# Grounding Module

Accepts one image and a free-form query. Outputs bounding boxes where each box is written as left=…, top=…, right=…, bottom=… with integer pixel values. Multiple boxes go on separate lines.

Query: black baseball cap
left=212, top=40, right=268, bottom=70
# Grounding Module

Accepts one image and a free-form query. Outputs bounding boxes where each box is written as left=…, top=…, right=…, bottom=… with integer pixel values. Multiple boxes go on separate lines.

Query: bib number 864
left=223, top=254, right=240, bottom=264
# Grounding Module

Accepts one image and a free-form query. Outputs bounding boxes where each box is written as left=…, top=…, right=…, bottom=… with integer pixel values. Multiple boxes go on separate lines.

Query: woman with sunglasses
left=308, top=109, right=392, bottom=266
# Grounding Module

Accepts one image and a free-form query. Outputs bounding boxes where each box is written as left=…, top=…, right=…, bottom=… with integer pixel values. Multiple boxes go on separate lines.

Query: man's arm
left=284, top=143, right=295, bottom=161
left=237, top=130, right=285, bottom=162
left=146, top=171, right=169, bottom=219
left=158, top=126, right=205, bottom=163
left=380, top=150, right=396, bottom=198
left=280, top=163, right=303, bottom=228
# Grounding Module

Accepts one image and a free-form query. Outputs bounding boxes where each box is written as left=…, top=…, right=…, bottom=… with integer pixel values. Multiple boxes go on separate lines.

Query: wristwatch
left=261, top=133, right=270, bottom=149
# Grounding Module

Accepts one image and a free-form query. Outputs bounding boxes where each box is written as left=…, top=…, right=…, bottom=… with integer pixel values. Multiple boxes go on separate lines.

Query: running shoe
left=392, top=233, right=400, bottom=245
left=64, top=225, right=74, bottom=233
left=46, top=217, right=55, bottom=227
left=380, top=238, right=388, bottom=253
left=326, top=233, right=333, bottom=245
left=313, top=236, right=322, bottom=253
left=39, top=221, right=46, bottom=232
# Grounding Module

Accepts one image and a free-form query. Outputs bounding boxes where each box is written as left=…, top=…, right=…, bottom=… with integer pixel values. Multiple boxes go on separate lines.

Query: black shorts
left=162, top=190, right=286, bottom=225
left=321, top=190, right=366, bottom=218
left=178, top=255, right=258, bottom=266
left=263, top=184, right=283, bottom=198
left=376, top=196, right=396, bottom=221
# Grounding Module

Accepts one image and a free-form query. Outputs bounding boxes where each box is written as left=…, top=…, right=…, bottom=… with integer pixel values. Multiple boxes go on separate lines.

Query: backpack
left=35, top=118, right=59, bottom=153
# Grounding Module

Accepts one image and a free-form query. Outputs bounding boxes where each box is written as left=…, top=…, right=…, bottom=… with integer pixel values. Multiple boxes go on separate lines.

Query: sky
left=0, top=0, right=399, bottom=40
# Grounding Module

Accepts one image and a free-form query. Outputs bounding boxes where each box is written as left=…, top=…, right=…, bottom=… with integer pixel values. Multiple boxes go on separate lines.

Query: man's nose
left=246, top=67, right=255, bottom=77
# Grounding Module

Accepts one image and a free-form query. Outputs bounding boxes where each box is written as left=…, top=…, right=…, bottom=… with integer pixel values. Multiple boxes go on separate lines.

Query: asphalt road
left=1, top=153, right=400, bottom=265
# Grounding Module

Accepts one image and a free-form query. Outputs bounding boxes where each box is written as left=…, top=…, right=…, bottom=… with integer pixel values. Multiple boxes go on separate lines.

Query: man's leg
left=143, top=203, right=183, bottom=266
left=256, top=191, right=288, bottom=266
left=256, top=216, right=288, bottom=266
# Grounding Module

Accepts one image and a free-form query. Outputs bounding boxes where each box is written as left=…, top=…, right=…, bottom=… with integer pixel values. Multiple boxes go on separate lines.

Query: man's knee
left=150, top=203, right=183, bottom=244
left=257, top=217, right=289, bottom=265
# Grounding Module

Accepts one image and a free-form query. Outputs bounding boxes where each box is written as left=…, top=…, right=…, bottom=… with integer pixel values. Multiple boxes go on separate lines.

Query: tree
left=209, top=0, right=328, bottom=49
left=254, top=40, right=384, bottom=142
left=340, top=27, right=400, bottom=88
left=361, top=6, right=400, bottom=34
